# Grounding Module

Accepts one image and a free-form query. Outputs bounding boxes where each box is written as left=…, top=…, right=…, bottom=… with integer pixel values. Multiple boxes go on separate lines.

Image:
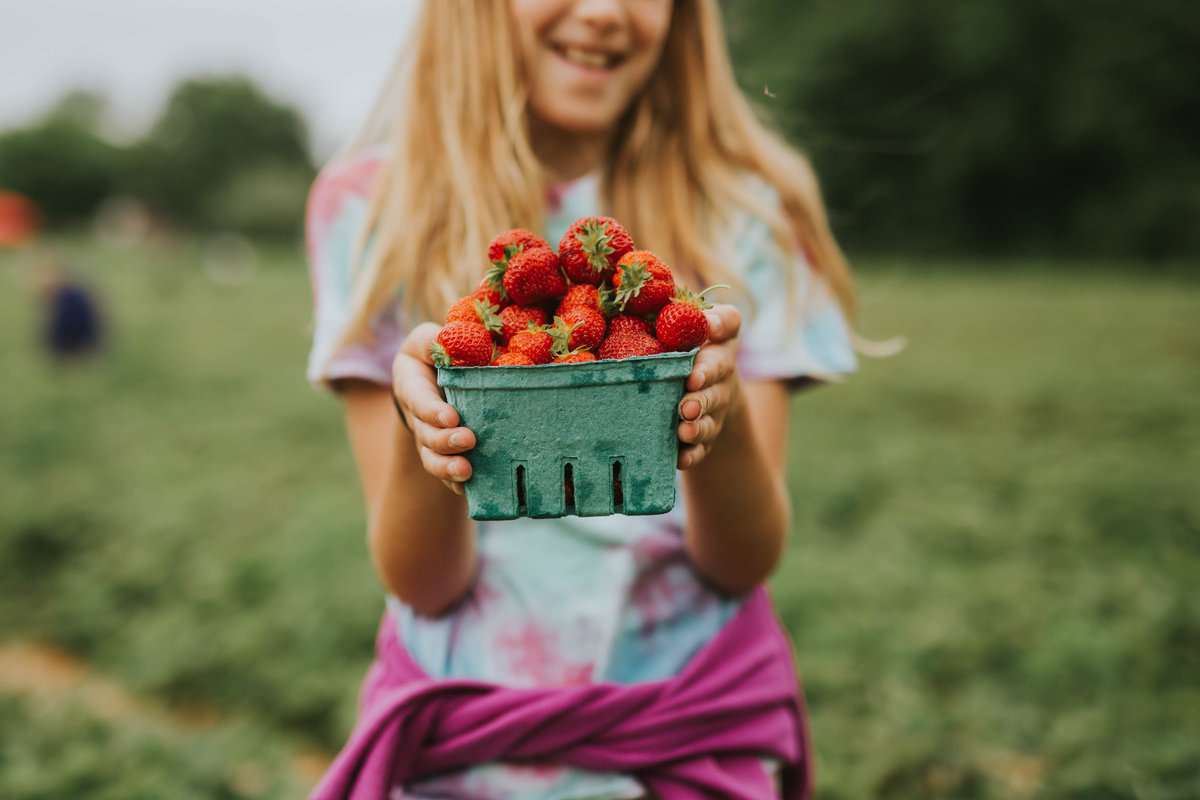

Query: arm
left=677, top=305, right=792, bottom=596
left=337, top=323, right=479, bottom=616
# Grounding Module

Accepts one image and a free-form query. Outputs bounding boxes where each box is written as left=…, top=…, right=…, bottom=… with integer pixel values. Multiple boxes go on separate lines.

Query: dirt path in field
left=0, top=639, right=331, bottom=787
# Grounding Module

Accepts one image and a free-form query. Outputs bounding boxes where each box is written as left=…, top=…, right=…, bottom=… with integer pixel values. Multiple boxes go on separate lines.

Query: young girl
left=305, top=1, right=857, bottom=798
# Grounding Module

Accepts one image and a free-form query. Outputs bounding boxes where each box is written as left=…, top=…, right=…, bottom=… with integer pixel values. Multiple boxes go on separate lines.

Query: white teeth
left=562, top=47, right=611, bottom=69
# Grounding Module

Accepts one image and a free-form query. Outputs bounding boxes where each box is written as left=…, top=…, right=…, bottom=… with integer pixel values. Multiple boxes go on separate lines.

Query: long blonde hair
left=338, top=0, right=855, bottom=347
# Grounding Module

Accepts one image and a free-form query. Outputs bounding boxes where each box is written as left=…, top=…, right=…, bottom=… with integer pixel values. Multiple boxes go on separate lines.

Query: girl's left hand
left=677, top=304, right=743, bottom=470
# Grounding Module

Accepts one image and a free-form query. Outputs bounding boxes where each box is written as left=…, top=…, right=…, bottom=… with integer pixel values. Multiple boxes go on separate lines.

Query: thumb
left=403, top=322, right=445, bottom=364
left=704, top=304, right=741, bottom=344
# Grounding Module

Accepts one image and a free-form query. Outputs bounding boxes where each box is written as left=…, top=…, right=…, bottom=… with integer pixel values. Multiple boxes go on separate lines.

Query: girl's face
left=512, top=0, right=674, bottom=136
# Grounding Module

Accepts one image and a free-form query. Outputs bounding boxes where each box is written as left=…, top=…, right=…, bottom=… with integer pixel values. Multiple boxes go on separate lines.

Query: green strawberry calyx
left=429, top=341, right=454, bottom=368
left=614, top=258, right=651, bottom=309
left=574, top=220, right=616, bottom=276
left=472, top=299, right=503, bottom=334
left=672, top=283, right=730, bottom=310
left=548, top=316, right=584, bottom=357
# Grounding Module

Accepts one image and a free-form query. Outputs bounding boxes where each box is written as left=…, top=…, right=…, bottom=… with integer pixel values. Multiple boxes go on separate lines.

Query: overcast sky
left=2, top=0, right=419, bottom=160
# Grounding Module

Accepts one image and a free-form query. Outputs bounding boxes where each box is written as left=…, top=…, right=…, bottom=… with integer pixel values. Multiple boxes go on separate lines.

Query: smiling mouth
left=554, top=45, right=624, bottom=70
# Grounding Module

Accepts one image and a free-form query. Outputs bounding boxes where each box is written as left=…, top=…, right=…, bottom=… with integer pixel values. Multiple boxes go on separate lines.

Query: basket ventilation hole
left=563, top=463, right=576, bottom=515
left=515, top=465, right=527, bottom=516
left=612, top=460, right=624, bottom=513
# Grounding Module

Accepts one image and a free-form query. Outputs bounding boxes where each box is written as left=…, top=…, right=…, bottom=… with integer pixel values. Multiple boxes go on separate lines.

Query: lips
left=554, top=44, right=624, bottom=70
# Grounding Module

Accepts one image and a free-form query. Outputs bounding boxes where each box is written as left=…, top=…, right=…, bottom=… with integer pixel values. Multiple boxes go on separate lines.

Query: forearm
left=681, top=396, right=790, bottom=596
left=340, top=379, right=476, bottom=617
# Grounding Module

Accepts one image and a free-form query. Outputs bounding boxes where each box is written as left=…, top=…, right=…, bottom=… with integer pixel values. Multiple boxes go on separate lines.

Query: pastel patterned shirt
left=305, top=147, right=856, bottom=800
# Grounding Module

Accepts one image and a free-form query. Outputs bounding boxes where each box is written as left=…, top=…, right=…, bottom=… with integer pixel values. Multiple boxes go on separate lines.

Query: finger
left=703, top=304, right=741, bottom=344
left=678, top=381, right=730, bottom=423
left=678, top=414, right=719, bottom=446
left=686, top=343, right=735, bottom=392
left=419, top=445, right=472, bottom=483
left=424, top=425, right=476, bottom=456
left=442, top=480, right=466, bottom=496
left=677, top=442, right=708, bottom=470
left=395, top=358, right=460, bottom=428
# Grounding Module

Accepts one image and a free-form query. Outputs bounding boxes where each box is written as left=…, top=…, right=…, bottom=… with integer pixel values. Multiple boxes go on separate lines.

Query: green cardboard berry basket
left=437, top=349, right=697, bottom=520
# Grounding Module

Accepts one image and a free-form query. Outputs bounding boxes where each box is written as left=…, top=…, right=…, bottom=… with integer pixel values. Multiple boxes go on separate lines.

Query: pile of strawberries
left=430, top=216, right=719, bottom=367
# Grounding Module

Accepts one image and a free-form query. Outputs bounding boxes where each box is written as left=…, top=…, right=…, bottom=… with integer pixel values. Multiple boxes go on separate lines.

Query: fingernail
left=694, top=371, right=707, bottom=388
left=706, top=313, right=722, bottom=336
left=449, top=433, right=463, bottom=449
left=436, top=411, right=451, bottom=426
left=450, top=462, right=467, bottom=480
left=680, top=399, right=701, bottom=420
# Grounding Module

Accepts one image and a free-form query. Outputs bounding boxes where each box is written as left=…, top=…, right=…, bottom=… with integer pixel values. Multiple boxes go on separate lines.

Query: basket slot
left=515, top=464, right=527, bottom=516
left=612, top=459, right=624, bottom=514
left=563, top=462, right=576, bottom=516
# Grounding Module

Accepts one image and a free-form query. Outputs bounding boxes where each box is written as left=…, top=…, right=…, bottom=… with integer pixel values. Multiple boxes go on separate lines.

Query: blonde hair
left=337, top=0, right=855, bottom=348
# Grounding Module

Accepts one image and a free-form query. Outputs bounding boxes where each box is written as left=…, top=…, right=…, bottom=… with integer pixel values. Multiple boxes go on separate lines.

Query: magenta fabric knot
left=311, top=588, right=814, bottom=800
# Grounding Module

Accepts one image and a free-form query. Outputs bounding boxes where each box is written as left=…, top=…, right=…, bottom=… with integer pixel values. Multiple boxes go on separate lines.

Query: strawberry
left=498, top=304, right=549, bottom=344
left=495, top=246, right=566, bottom=306
left=553, top=350, right=598, bottom=364
left=558, top=216, right=634, bottom=285
left=472, top=276, right=508, bottom=311
left=507, top=326, right=555, bottom=365
left=654, top=285, right=725, bottom=351
left=612, top=250, right=675, bottom=316
left=487, top=229, right=549, bottom=267
left=445, top=295, right=502, bottom=334
left=607, top=313, right=654, bottom=338
left=555, top=283, right=601, bottom=316
left=597, top=332, right=664, bottom=360
left=429, top=321, right=494, bottom=367
left=553, top=307, right=606, bottom=353
left=493, top=350, right=536, bottom=366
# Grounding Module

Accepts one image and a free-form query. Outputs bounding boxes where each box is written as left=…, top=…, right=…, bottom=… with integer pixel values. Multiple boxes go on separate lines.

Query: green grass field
left=1, top=239, right=1197, bottom=799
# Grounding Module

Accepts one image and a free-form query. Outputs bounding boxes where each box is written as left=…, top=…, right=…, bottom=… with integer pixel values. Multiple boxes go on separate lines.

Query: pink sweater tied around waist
left=310, top=587, right=814, bottom=800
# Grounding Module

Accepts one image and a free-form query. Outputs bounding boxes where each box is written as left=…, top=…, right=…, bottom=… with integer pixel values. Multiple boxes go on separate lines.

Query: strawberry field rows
left=1, top=240, right=1197, bottom=799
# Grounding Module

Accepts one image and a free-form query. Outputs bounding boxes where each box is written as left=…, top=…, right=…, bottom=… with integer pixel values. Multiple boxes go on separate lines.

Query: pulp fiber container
left=437, top=349, right=697, bottom=520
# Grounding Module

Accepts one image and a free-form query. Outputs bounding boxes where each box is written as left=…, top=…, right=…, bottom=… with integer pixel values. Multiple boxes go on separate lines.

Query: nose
left=573, top=0, right=626, bottom=29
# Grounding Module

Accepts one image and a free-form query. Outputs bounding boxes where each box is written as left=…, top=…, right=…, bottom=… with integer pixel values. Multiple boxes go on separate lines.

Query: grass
left=1, top=238, right=1198, bottom=799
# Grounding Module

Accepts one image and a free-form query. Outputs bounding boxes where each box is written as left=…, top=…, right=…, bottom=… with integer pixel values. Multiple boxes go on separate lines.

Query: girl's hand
left=676, top=304, right=743, bottom=470
left=391, top=323, right=477, bottom=495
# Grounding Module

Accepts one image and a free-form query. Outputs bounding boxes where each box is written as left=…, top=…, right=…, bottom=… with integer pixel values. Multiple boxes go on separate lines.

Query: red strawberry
left=553, top=350, right=598, bottom=364
left=558, top=216, right=634, bottom=285
left=499, top=246, right=567, bottom=306
left=429, top=321, right=493, bottom=367
left=498, top=304, right=549, bottom=344
left=554, top=307, right=606, bottom=353
left=487, top=229, right=549, bottom=267
left=472, top=276, right=508, bottom=311
left=555, top=283, right=600, bottom=316
left=507, top=326, right=555, bottom=365
left=493, top=350, right=535, bottom=366
left=445, top=295, right=502, bottom=334
left=597, top=332, right=664, bottom=360
left=654, top=285, right=725, bottom=351
left=607, top=313, right=654, bottom=338
left=613, top=250, right=675, bottom=315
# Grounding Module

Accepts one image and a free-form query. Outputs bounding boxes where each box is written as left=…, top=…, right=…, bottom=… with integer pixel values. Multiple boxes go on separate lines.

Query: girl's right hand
left=391, top=323, right=477, bottom=495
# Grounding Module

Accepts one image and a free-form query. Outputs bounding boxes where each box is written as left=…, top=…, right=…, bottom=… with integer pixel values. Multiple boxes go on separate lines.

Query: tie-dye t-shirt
left=305, top=147, right=856, bottom=800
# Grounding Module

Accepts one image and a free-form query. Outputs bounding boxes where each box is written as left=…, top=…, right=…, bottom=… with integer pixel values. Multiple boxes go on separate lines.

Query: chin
left=540, top=110, right=622, bottom=136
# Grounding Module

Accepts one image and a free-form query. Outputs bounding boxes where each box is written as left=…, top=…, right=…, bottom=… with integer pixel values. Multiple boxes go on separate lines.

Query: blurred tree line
left=726, top=0, right=1200, bottom=260
left=0, top=77, right=314, bottom=238
left=2, top=1, right=1197, bottom=259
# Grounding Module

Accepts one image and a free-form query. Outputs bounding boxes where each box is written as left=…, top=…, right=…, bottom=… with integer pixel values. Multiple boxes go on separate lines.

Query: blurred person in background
left=34, top=250, right=105, bottom=362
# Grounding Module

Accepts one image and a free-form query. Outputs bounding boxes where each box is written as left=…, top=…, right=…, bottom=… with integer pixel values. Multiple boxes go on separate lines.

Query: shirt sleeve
left=731, top=190, right=858, bottom=386
left=304, top=149, right=408, bottom=392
